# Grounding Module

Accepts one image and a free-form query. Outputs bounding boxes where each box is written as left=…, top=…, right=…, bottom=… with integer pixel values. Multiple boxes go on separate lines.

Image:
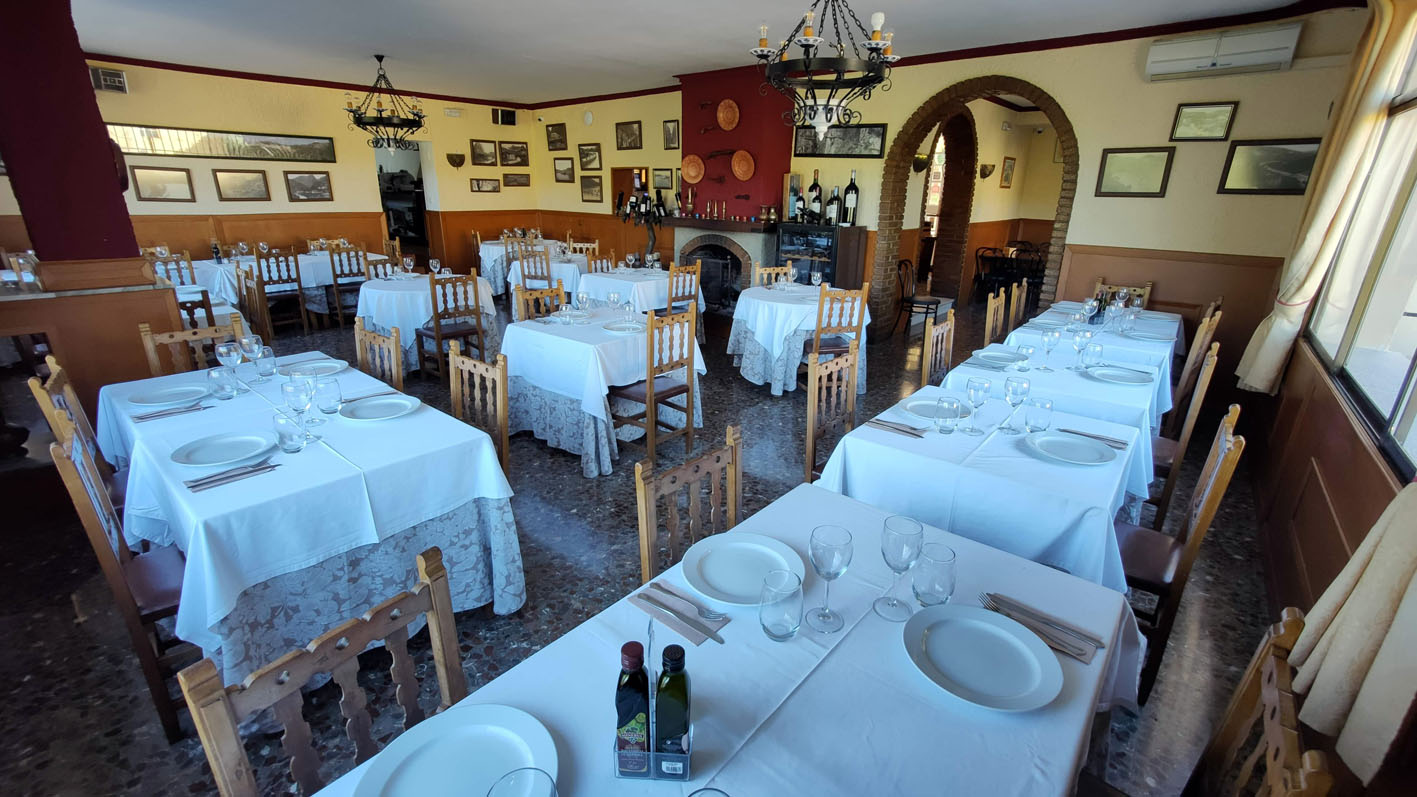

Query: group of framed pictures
left=129, top=166, right=333, bottom=202
left=542, top=119, right=678, bottom=203
left=1095, top=101, right=1321, bottom=198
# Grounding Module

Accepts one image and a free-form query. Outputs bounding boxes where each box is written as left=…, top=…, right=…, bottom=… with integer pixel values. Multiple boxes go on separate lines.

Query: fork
left=869, top=418, right=929, bottom=435
left=649, top=582, right=726, bottom=621
left=132, top=400, right=204, bottom=421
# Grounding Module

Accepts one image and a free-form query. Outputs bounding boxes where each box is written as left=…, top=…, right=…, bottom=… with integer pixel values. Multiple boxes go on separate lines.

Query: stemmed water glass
left=806, top=525, right=853, bottom=634
left=257, top=242, right=269, bottom=254
left=429, top=259, right=443, bottom=276
left=606, top=291, right=621, bottom=316
left=237, top=242, right=250, bottom=258
left=401, top=255, right=416, bottom=277
left=810, top=263, right=823, bottom=286
left=575, top=290, right=590, bottom=310
left=1115, top=287, right=1130, bottom=305
left=155, top=245, right=170, bottom=258
left=1070, top=329, right=1093, bottom=371
left=281, top=380, right=317, bottom=440
left=788, top=263, right=800, bottom=284
left=238, top=334, right=264, bottom=382
left=1038, top=328, right=1061, bottom=372
left=874, top=515, right=924, bottom=622
left=999, top=376, right=1030, bottom=434
left=214, top=342, right=250, bottom=393
left=1082, top=297, right=1100, bottom=324
left=963, top=376, right=991, bottom=436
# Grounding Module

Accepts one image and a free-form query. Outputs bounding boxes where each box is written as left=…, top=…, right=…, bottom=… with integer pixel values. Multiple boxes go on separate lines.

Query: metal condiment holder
left=612, top=618, right=692, bottom=781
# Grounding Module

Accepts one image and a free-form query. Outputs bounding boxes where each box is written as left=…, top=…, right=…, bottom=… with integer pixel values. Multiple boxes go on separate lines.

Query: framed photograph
left=652, top=168, right=674, bottom=190
left=1218, top=138, right=1322, bottom=195
left=470, top=139, right=497, bottom=166
left=578, top=143, right=602, bottom=171
left=580, top=174, right=603, bottom=203
left=130, top=166, right=195, bottom=202
left=470, top=178, right=501, bottom=193
left=999, top=156, right=1017, bottom=189
left=615, top=121, right=643, bottom=150
left=793, top=124, right=887, bottom=158
left=283, top=170, right=333, bottom=202
left=498, top=141, right=530, bottom=167
left=1053, top=137, right=1063, bottom=164
left=503, top=173, right=531, bottom=187
left=663, top=119, right=680, bottom=150
left=1095, top=147, right=1176, bottom=197
left=545, top=123, right=568, bottom=151
left=109, top=123, right=335, bottom=162
left=553, top=157, right=576, bottom=183
left=1170, top=102, right=1239, bottom=142
left=213, top=169, right=270, bottom=201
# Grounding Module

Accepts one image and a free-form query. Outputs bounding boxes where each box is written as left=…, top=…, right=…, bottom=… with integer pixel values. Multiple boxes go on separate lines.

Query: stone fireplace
left=673, top=225, right=775, bottom=314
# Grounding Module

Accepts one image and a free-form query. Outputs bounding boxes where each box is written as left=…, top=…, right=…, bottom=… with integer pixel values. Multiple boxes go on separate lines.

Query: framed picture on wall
left=470, top=178, right=501, bottom=193
left=999, top=156, right=1017, bottom=188
left=1053, top=137, right=1063, bottom=164
left=553, top=157, right=576, bottom=183
left=545, top=123, right=568, bottom=151
left=498, top=141, right=530, bottom=167
left=793, top=124, right=887, bottom=158
left=615, top=121, right=643, bottom=150
left=1094, top=147, right=1176, bottom=197
left=213, top=169, right=270, bottom=201
left=503, top=173, right=531, bottom=187
left=1170, top=102, right=1239, bottom=142
left=580, top=175, right=603, bottom=203
left=130, top=166, right=195, bottom=202
left=652, top=168, right=674, bottom=190
left=470, top=139, right=497, bottom=166
left=578, top=143, right=602, bottom=171
left=283, top=171, right=333, bottom=201
left=1217, top=138, right=1321, bottom=195
left=663, top=120, right=680, bottom=150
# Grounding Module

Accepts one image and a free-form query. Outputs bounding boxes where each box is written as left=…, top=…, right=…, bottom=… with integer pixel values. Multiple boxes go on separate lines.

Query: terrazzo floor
left=0, top=297, right=1270, bottom=796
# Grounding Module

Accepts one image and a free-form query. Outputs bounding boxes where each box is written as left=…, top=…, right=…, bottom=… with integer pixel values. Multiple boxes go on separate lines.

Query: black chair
left=973, top=247, right=1004, bottom=300
left=887, top=259, right=941, bottom=339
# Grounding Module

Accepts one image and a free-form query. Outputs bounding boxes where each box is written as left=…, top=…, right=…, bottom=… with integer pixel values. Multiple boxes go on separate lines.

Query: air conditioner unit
left=1145, top=21, right=1302, bottom=81
left=89, top=66, right=128, bottom=93
left=491, top=108, right=516, bottom=125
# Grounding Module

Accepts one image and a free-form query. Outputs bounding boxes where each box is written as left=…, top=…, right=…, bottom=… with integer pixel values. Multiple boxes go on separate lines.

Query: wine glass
left=155, top=244, right=170, bottom=258
left=575, top=290, right=590, bottom=310
left=1025, top=397, right=1054, bottom=433
left=1014, top=344, right=1035, bottom=372
left=1070, top=329, right=1093, bottom=371
left=254, top=346, right=277, bottom=383
left=963, top=376, right=991, bottom=436
left=788, top=263, right=799, bottom=284
left=281, top=380, right=316, bottom=439
left=429, top=259, right=442, bottom=276
left=933, top=397, right=961, bottom=435
left=402, top=255, right=415, bottom=276
left=214, top=342, right=250, bottom=393
left=313, top=377, right=342, bottom=421
left=806, top=525, right=853, bottom=634
left=238, top=334, right=263, bottom=381
left=874, top=516, right=924, bottom=622
left=1082, top=297, right=1099, bottom=323
left=1038, top=329, right=1061, bottom=372
left=257, top=242, right=269, bottom=254
left=487, top=768, right=557, bottom=797
left=1115, top=287, right=1130, bottom=305
left=912, top=544, right=957, bottom=607
left=606, top=291, right=621, bottom=313
left=810, top=263, right=823, bottom=286
left=1000, top=376, right=1030, bottom=434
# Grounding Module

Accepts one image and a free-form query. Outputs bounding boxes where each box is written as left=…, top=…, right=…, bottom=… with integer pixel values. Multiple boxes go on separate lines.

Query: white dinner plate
left=170, top=431, right=278, bottom=467
left=556, top=309, right=591, bottom=322
left=1025, top=431, right=1117, bottom=466
left=971, top=349, right=1027, bottom=366
left=902, top=605, right=1063, bottom=712
left=276, top=358, right=348, bottom=378
left=1123, top=330, right=1172, bottom=342
left=1027, top=318, right=1066, bottom=329
left=681, top=531, right=807, bottom=605
left=602, top=320, right=647, bottom=334
left=339, top=395, right=422, bottom=421
left=353, top=704, right=558, bottom=797
left=789, top=294, right=820, bottom=304
left=128, top=385, right=211, bottom=407
left=901, top=397, right=971, bottom=419
left=1085, top=365, right=1153, bottom=385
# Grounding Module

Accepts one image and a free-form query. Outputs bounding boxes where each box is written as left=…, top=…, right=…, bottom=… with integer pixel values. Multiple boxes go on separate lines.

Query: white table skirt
left=190, top=252, right=387, bottom=307
left=726, top=284, right=871, bottom=396
left=316, top=484, right=1139, bottom=796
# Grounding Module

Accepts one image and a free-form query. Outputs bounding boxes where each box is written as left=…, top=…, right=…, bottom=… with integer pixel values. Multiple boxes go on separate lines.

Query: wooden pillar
left=0, top=0, right=137, bottom=260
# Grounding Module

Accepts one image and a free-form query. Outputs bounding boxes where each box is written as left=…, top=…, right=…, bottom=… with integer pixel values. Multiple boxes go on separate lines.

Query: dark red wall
left=0, top=0, right=137, bottom=259
left=678, top=66, right=793, bottom=221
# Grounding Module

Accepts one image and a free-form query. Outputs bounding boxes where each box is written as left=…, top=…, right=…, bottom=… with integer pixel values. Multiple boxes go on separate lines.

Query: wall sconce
left=911, top=153, right=929, bottom=173
left=979, top=163, right=996, bottom=179
left=446, top=153, right=466, bottom=169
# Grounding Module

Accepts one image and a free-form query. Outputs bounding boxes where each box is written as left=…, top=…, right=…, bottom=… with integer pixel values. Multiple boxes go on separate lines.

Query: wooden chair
left=178, top=547, right=468, bottom=796
left=29, top=354, right=126, bottom=508
left=805, top=283, right=867, bottom=359
left=468, top=230, right=484, bottom=273
left=570, top=240, right=600, bottom=257
left=353, top=317, right=403, bottom=391
left=752, top=262, right=790, bottom=287
left=658, top=261, right=701, bottom=316
left=448, top=342, right=509, bottom=476
left=416, top=274, right=486, bottom=382
left=1201, top=295, right=1224, bottom=324
left=364, top=257, right=398, bottom=281
left=590, top=255, right=615, bottom=274
left=890, top=259, right=941, bottom=339
left=305, top=238, right=330, bottom=252
left=515, top=240, right=553, bottom=290
left=254, top=249, right=310, bottom=335
left=51, top=434, right=195, bottom=742
left=139, top=314, right=246, bottom=376
left=1116, top=404, right=1245, bottom=704
left=920, top=308, right=955, bottom=387
left=148, top=251, right=197, bottom=286
left=327, top=244, right=367, bottom=328
left=634, top=426, right=743, bottom=583
left=515, top=279, right=565, bottom=320
left=1093, top=277, right=1154, bottom=308
left=1007, top=278, right=1028, bottom=332
left=177, top=289, right=217, bottom=329
left=983, top=287, right=1007, bottom=343
left=138, top=244, right=170, bottom=257
left=236, top=268, right=274, bottom=342
left=805, top=338, right=859, bottom=482
left=610, top=306, right=697, bottom=469
left=382, top=238, right=402, bottom=262
left=1166, top=312, right=1224, bottom=439
left=1150, top=343, right=1220, bottom=530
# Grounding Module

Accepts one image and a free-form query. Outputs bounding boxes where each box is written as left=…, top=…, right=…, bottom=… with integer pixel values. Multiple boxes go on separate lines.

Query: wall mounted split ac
left=1145, top=21, right=1302, bottom=81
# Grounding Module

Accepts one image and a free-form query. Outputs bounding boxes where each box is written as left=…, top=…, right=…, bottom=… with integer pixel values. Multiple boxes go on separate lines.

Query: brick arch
left=679, top=232, right=754, bottom=278
left=870, top=76, right=1078, bottom=330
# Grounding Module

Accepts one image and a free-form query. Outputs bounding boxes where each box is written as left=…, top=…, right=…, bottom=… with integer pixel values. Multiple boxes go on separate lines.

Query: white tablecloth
left=355, top=275, right=498, bottom=361
left=174, top=285, right=248, bottom=332
left=190, top=252, right=388, bottom=307
left=477, top=239, right=546, bottom=295
left=576, top=269, right=705, bottom=314
left=1048, top=301, right=1186, bottom=357
left=316, top=484, right=1138, bottom=796
left=1005, top=323, right=1175, bottom=416
left=725, top=284, right=871, bottom=395
left=95, top=353, right=515, bottom=654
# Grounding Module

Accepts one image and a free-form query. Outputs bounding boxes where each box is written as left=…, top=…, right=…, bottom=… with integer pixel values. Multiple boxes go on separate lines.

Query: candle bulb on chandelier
left=344, top=92, right=354, bottom=110
left=883, top=30, right=894, bottom=56
left=803, top=11, right=814, bottom=38
left=870, top=12, right=885, bottom=40
left=779, top=41, right=789, bottom=61
left=759, top=24, right=769, bottom=49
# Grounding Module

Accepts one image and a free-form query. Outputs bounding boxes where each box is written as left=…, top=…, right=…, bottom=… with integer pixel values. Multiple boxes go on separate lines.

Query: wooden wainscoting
left=0, top=215, right=32, bottom=252
left=129, top=211, right=387, bottom=257
left=425, top=209, right=666, bottom=275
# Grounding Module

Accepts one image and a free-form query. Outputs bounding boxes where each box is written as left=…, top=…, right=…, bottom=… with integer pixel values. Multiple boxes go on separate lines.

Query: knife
left=189, top=464, right=281, bottom=493
left=868, top=417, right=928, bottom=435
left=184, top=457, right=274, bottom=488
left=133, top=404, right=209, bottom=423
left=1057, top=428, right=1127, bottom=449
left=865, top=420, right=924, bottom=438
left=988, top=592, right=1106, bottom=649
left=638, top=593, right=724, bottom=643
left=1099, top=362, right=1154, bottom=377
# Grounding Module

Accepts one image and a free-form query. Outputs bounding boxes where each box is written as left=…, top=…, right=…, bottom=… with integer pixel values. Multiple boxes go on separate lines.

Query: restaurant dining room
left=4, top=0, right=1417, bottom=794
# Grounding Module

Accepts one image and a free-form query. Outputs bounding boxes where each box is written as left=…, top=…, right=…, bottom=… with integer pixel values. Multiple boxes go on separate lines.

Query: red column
left=0, top=0, right=137, bottom=260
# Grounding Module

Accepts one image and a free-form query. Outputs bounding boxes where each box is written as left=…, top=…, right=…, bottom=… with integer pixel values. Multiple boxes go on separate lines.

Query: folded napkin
left=1290, top=483, right=1417, bottom=783
left=630, top=582, right=729, bottom=646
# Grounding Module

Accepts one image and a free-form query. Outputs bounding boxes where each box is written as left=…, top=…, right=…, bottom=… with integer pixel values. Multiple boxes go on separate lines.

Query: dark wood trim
left=1169, top=101, right=1240, bottom=142
left=211, top=168, right=270, bottom=202
left=981, top=95, right=1038, bottom=113
left=529, top=84, right=679, bottom=109
left=1217, top=138, right=1323, bottom=195
left=1094, top=147, right=1176, bottom=198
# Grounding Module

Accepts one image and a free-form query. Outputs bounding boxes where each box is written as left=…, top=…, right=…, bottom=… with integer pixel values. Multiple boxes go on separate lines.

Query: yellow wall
left=1018, top=122, right=1065, bottom=220
left=0, top=177, right=17, bottom=215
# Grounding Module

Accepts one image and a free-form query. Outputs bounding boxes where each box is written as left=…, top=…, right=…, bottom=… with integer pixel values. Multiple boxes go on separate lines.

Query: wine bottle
left=615, top=642, right=650, bottom=776
left=794, top=189, right=806, bottom=222
left=825, top=186, right=841, bottom=225
left=654, top=645, right=690, bottom=756
left=843, top=169, right=859, bottom=226
left=808, top=170, right=822, bottom=223
left=210, top=238, right=222, bottom=264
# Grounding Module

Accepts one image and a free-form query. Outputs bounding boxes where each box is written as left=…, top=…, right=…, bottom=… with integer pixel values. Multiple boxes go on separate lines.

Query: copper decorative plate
left=716, top=99, right=740, bottom=132
left=681, top=154, right=705, bottom=184
left=731, top=150, right=755, bottom=181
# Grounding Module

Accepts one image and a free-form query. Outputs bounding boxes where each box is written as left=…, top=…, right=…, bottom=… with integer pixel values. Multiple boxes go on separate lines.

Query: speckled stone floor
left=0, top=296, right=1269, bottom=796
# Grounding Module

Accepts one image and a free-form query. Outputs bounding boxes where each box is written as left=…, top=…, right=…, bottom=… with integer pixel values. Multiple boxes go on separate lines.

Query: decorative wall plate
left=731, top=150, right=755, bottom=181
left=716, top=99, right=741, bottom=132
left=681, top=154, right=706, bottom=184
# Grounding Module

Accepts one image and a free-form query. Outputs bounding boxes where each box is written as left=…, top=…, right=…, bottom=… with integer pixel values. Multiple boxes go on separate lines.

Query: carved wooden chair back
left=1007, top=278, right=1028, bottom=332
left=364, top=257, right=398, bottom=281
left=328, top=244, right=367, bottom=283
left=1093, top=277, right=1154, bottom=308
left=811, top=284, right=867, bottom=355
left=1201, top=295, right=1224, bottom=323
left=28, top=355, right=109, bottom=479
left=382, top=238, right=402, bottom=261
left=515, top=279, right=566, bottom=320
left=254, top=249, right=310, bottom=334
left=237, top=268, right=275, bottom=341
left=805, top=339, right=858, bottom=481
left=1168, top=311, right=1223, bottom=437
left=983, top=287, right=1007, bottom=343
left=148, top=251, right=198, bottom=286
left=448, top=342, right=510, bottom=476
left=353, top=318, right=403, bottom=392
left=515, top=241, right=553, bottom=289
left=610, top=306, right=698, bottom=469
left=178, top=290, right=217, bottom=329
left=920, top=308, right=955, bottom=387
left=752, top=262, right=790, bottom=287
left=139, top=314, right=246, bottom=376
left=668, top=261, right=701, bottom=310
left=178, top=548, right=468, bottom=797
left=590, top=255, right=615, bottom=273
left=430, top=274, right=483, bottom=331
left=1152, top=343, right=1219, bottom=530
left=570, top=240, right=600, bottom=257
left=634, top=425, right=742, bottom=583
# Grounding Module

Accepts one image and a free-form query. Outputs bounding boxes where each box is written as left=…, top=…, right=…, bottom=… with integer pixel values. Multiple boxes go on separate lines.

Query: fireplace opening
left=686, top=243, right=743, bottom=314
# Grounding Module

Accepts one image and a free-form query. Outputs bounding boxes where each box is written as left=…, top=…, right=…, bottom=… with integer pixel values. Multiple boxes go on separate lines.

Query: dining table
left=188, top=250, right=389, bottom=312
left=173, top=284, right=247, bottom=332
left=725, top=283, right=870, bottom=396
left=506, top=252, right=590, bottom=319
left=315, top=484, right=1140, bottom=796
left=576, top=267, right=705, bottom=314
left=1045, top=301, right=1187, bottom=357
left=1004, top=316, right=1178, bottom=418
left=499, top=307, right=706, bottom=477
left=355, top=274, right=500, bottom=370
left=93, top=352, right=525, bottom=684
left=477, top=238, right=543, bottom=296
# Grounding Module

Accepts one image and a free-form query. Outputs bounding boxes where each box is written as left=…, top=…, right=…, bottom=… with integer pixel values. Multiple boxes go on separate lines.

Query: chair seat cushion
left=608, top=376, right=689, bottom=403
left=1153, top=435, right=1178, bottom=470
left=1115, top=520, right=1182, bottom=594
left=906, top=296, right=941, bottom=308
left=417, top=321, right=482, bottom=338
left=803, top=335, right=853, bottom=355
left=103, top=466, right=130, bottom=510
left=124, top=545, right=185, bottom=616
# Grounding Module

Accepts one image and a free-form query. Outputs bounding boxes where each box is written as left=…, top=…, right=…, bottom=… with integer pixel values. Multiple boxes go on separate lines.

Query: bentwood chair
left=1149, top=343, right=1219, bottom=530
left=327, top=244, right=367, bottom=328
left=752, top=262, right=790, bottom=287
left=353, top=317, right=403, bottom=392
left=805, top=338, right=858, bottom=482
left=610, top=306, right=698, bottom=469
left=890, top=259, right=941, bottom=339
left=1166, top=312, right=1224, bottom=439
left=920, top=308, right=955, bottom=387
left=1007, top=278, right=1028, bottom=332
left=178, top=548, right=468, bottom=796
left=570, top=239, right=600, bottom=257
left=515, top=280, right=566, bottom=320
left=417, top=274, right=486, bottom=382
left=983, top=287, right=1007, bottom=343
left=147, top=251, right=198, bottom=286
left=1116, top=404, right=1245, bottom=704
left=448, top=342, right=509, bottom=476
left=634, top=425, right=743, bottom=583
left=254, top=249, right=310, bottom=334
left=52, top=433, right=195, bottom=743
left=1093, top=277, right=1154, bottom=308
left=29, top=355, right=128, bottom=510
left=138, top=315, right=246, bottom=376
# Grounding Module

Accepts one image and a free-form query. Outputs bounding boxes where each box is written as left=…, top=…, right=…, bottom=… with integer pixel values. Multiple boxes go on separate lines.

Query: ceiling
left=73, top=0, right=1302, bottom=105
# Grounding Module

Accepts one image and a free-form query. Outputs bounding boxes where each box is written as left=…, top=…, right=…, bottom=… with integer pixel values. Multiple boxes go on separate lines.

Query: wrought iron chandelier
left=344, top=55, right=426, bottom=150
left=751, top=1, right=900, bottom=139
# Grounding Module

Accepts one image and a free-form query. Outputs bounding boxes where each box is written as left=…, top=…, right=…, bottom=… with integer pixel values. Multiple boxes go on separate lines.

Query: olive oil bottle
left=654, top=644, right=690, bottom=755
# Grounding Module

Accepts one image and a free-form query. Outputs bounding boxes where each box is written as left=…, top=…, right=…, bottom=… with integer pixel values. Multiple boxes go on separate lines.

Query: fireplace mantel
left=663, top=217, right=777, bottom=235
